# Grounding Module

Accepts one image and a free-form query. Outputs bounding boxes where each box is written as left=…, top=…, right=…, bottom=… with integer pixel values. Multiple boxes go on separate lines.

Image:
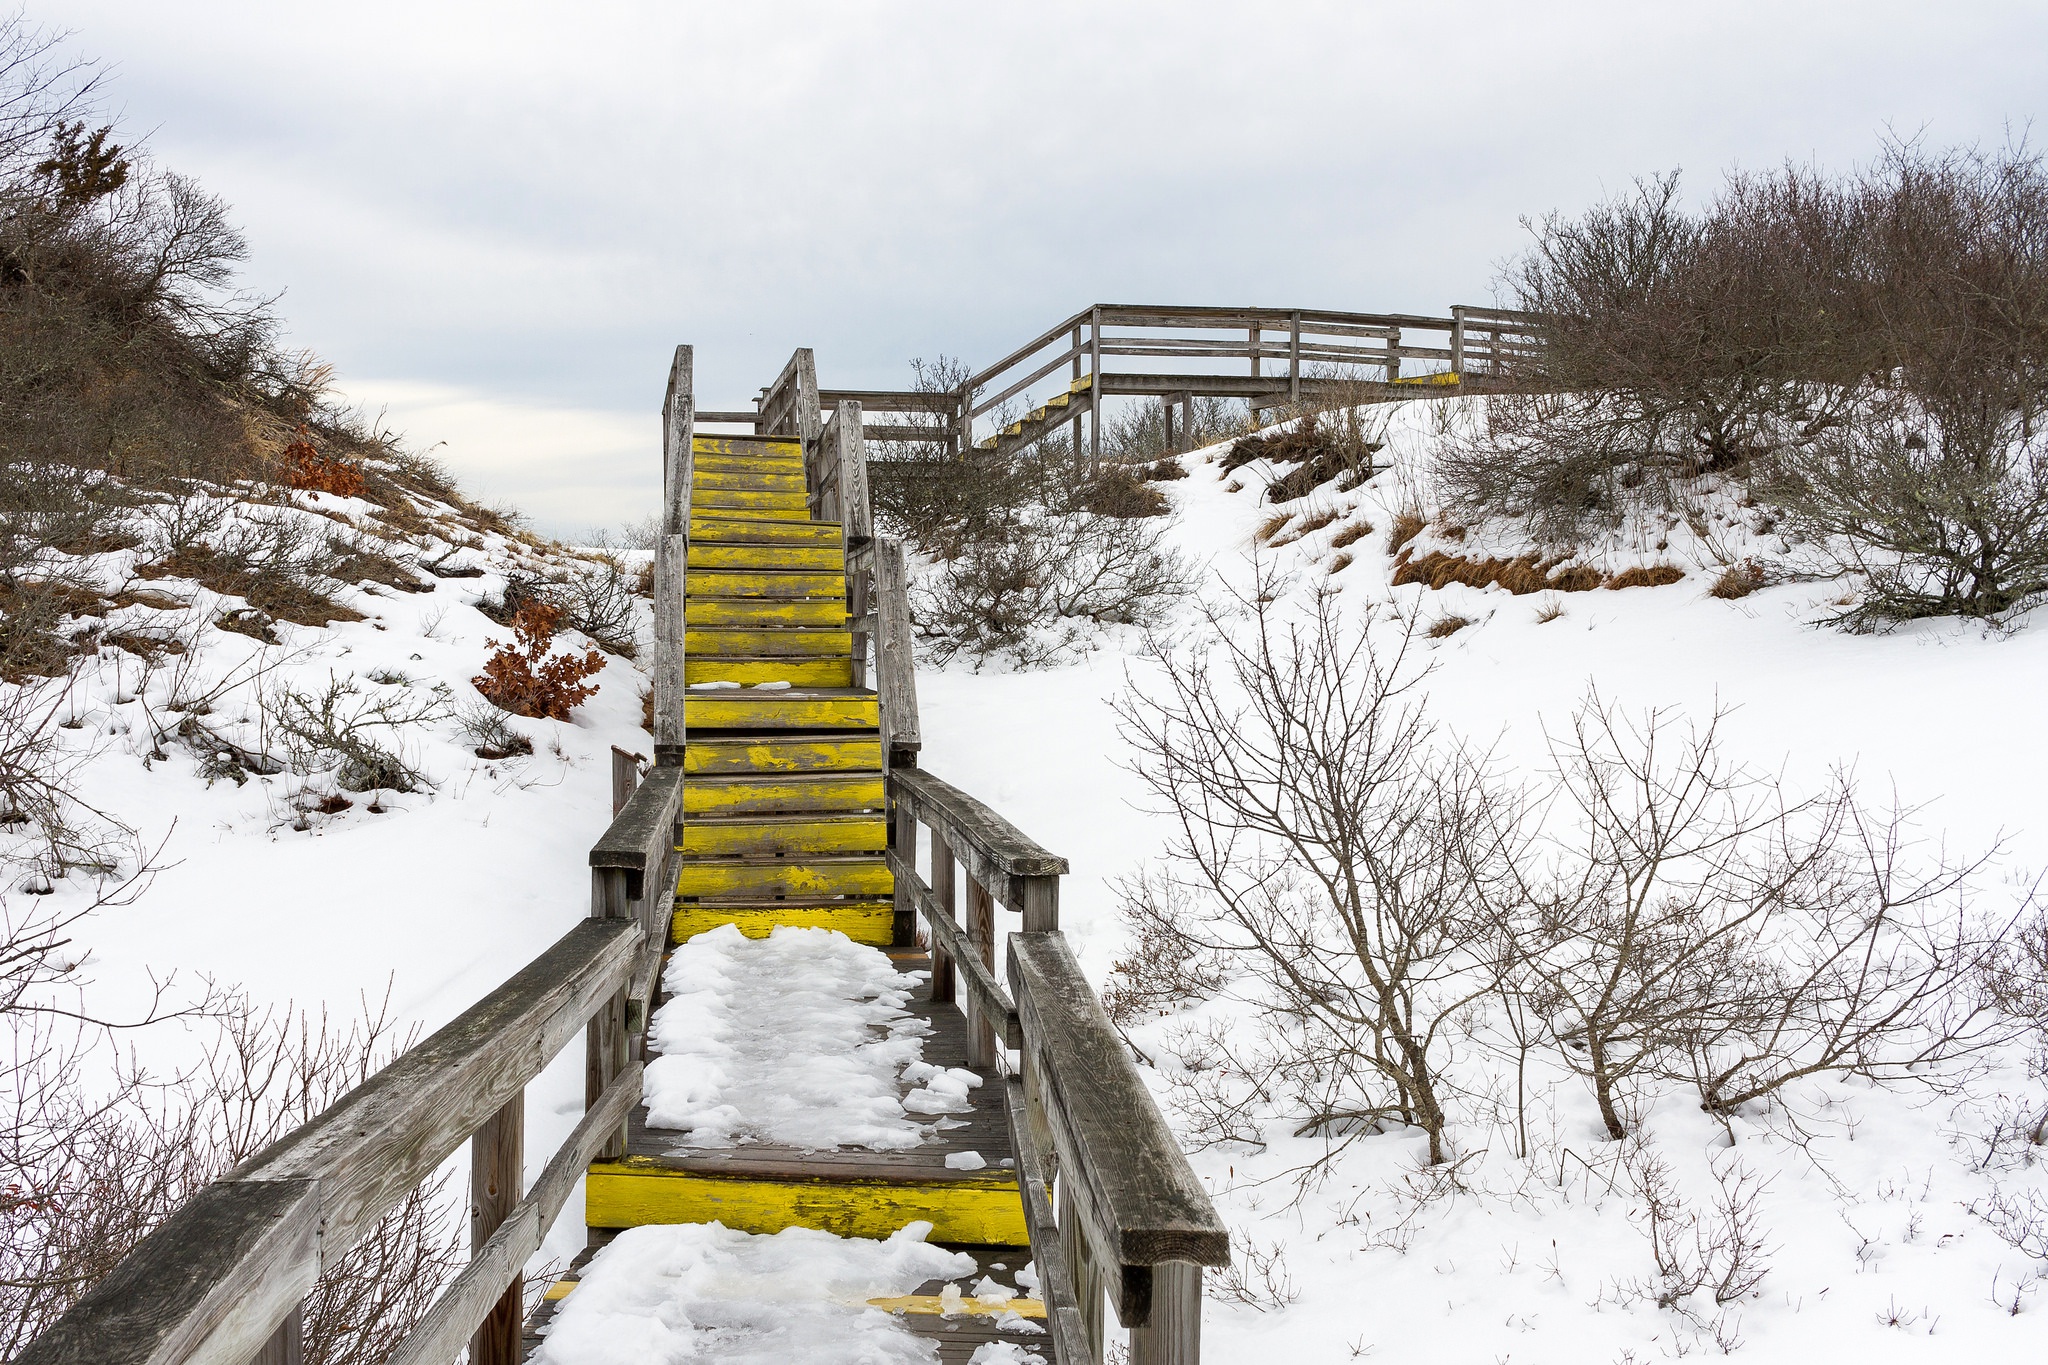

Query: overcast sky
left=49, top=1, right=2048, bottom=535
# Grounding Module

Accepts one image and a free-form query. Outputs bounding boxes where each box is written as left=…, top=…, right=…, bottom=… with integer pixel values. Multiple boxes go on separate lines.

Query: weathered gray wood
left=1003, top=1077, right=1095, bottom=1365
left=692, top=409, right=762, bottom=425
left=888, top=768, right=1067, bottom=912
left=1130, top=1261, right=1203, bottom=1365
left=872, top=539, right=920, bottom=765
left=386, top=1064, right=641, bottom=1365
left=834, top=401, right=874, bottom=546
left=249, top=1309, right=302, bottom=1365
left=624, top=930, right=666, bottom=1040
left=1064, top=1175, right=1109, bottom=1358
left=662, top=345, right=694, bottom=537
left=468, top=1091, right=523, bottom=1365
left=589, top=765, right=685, bottom=895
left=19, top=1175, right=321, bottom=1365
left=236, top=918, right=639, bottom=1263
left=891, top=795, right=918, bottom=951
left=610, top=746, right=640, bottom=817
left=966, top=875, right=997, bottom=1070
left=929, top=828, right=957, bottom=1006
left=1008, top=932, right=1229, bottom=1294
left=652, top=534, right=687, bottom=760
left=887, top=849, right=1021, bottom=1049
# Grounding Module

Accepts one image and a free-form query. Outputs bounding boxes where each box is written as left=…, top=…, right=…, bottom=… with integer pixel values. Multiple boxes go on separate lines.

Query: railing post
left=1069, top=325, right=1083, bottom=458
left=1062, top=1181, right=1108, bottom=1361
left=892, top=793, right=920, bottom=949
left=251, top=1309, right=303, bottom=1365
left=656, top=344, right=693, bottom=768
left=469, top=1090, right=524, bottom=1365
left=1289, top=310, right=1301, bottom=404
left=589, top=868, right=631, bottom=1180
left=610, top=746, right=640, bottom=817
left=929, top=827, right=957, bottom=1005
left=965, top=874, right=995, bottom=1070
left=1386, top=326, right=1402, bottom=383
left=1450, top=305, right=1467, bottom=378
left=1130, top=1262, right=1203, bottom=1365
left=1088, top=306, right=1103, bottom=476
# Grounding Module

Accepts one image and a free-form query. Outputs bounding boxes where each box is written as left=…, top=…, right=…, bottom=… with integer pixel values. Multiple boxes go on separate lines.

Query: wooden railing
left=888, top=767, right=1230, bottom=1365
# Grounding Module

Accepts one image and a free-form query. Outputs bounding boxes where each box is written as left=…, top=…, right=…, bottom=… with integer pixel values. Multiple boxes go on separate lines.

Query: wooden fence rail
left=886, top=764, right=1229, bottom=1365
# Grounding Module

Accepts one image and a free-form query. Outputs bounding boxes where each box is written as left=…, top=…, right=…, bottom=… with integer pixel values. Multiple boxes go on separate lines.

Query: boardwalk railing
left=889, top=766, right=1230, bottom=1365
left=699, top=301, right=1543, bottom=467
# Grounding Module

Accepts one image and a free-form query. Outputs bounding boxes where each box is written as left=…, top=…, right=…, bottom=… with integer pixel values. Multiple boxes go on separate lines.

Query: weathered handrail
left=886, top=764, right=1225, bottom=1365
left=652, top=344, right=693, bottom=765
left=19, top=918, right=644, bottom=1365
left=590, top=764, right=685, bottom=1035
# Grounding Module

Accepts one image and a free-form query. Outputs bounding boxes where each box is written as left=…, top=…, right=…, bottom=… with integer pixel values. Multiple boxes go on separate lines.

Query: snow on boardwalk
left=645, top=924, right=983, bottom=1151
left=531, top=1221, right=1042, bottom=1365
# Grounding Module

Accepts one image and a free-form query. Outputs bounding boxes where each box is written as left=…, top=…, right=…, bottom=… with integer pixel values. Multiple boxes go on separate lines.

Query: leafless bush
left=1209, top=1235, right=1300, bottom=1312
left=910, top=509, right=1193, bottom=667
left=1102, top=875, right=1227, bottom=1025
left=1611, top=1142, right=1775, bottom=1321
left=1115, top=584, right=1522, bottom=1166
left=1508, top=695, right=2017, bottom=1139
left=263, top=672, right=453, bottom=793
left=454, top=698, right=533, bottom=759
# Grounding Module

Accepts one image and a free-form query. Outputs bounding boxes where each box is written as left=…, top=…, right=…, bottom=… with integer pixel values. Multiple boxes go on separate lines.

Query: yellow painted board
left=693, top=436, right=802, bottom=456
left=689, top=517, right=840, bottom=545
left=684, top=628, right=854, bottom=657
left=683, top=695, right=878, bottom=729
left=673, top=858, right=892, bottom=899
left=685, top=503, right=816, bottom=525
left=693, top=488, right=810, bottom=511
left=685, top=599, right=846, bottom=628
left=584, top=1161, right=1030, bottom=1246
left=865, top=1295, right=1046, bottom=1319
left=693, top=468, right=806, bottom=492
left=693, top=449, right=803, bottom=468
left=683, top=738, right=882, bottom=776
left=687, top=569, right=846, bottom=599
left=671, top=902, right=894, bottom=944
left=543, top=1280, right=577, bottom=1301
left=685, top=657, right=852, bottom=687
left=684, top=773, right=885, bottom=814
left=683, top=815, right=886, bottom=857
left=688, top=543, right=843, bottom=571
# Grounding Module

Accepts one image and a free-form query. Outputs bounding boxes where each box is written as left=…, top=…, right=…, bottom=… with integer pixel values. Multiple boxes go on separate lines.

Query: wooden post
left=1062, top=1182, right=1108, bottom=1361
left=1069, top=325, right=1083, bottom=458
left=1017, top=873, right=1059, bottom=932
left=1249, top=323, right=1261, bottom=380
left=891, top=795, right=920, bottom=949
left=1450, top=306, right=1467, bottom=378
left=251, top=1309, right=303, bottom=1365
left=1130, top=1262, right=1203, bottom=1365
left=965, top=875, right=995, bottom=1070
left=610, top=747, right=640, bottom=817
left=1386, top=327, right=1402, bottom=383
left=469, top=1091, right=524, bottom=1365
left=930, top=828, right=957, bottom=1005
left=1289, top=311, right=1301, bottom=404
left=652, top=534, right=687, bottom=763
left=1088, top=307, right=1103, bottom=476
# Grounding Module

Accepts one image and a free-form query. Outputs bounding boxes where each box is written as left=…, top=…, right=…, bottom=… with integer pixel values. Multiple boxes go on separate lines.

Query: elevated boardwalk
left=23, top=341, right=1231, bottom=1365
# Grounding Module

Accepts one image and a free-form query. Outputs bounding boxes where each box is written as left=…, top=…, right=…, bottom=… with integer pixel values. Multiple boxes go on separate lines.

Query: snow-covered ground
left=910, top=399, right=2048, bottom=1362
left=30, top=398, right=2048, bottom=1360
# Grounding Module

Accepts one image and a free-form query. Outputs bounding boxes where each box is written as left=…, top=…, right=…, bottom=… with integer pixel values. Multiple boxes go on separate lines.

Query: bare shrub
left=1508, top=695, right=2017, bottom=1139
left=911, top=512, right=1192, bottom=668
left=1612, top=1142, right=1775, bottom=1320
left=1114, top=585, right=1522, bottom=1166
left=455, top=700, right=533, bottom=759
left=1102, top=875, right=1227, bottom=1025
left=265, top=671, right=453, bottom=792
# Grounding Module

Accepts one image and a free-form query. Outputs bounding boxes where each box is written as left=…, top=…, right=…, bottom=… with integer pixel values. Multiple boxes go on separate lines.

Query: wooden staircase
left=583, top=431, right=1031, bottom=1270
left=977, top=372, right=1096, bottom=458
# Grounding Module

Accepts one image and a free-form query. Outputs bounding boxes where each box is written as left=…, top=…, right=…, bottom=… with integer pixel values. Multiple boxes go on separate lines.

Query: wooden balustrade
left=886, top=764, right=1228, bottom=1364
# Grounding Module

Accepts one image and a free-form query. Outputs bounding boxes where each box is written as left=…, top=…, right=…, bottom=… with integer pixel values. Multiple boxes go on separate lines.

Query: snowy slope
left=913, top=399, right=2048, bottom=1362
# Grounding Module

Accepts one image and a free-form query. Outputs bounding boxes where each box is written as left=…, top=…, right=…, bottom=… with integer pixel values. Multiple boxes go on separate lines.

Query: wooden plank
left=1003, top=1078, right=1096, bottom=1365
left=231, top=920, right=640, bottom=1265
left=889, top=768, right=1067, bottom=907
left=652, top=534, right=687, bottom=757
left=680, top=735, right=880, bottom=775
left=588, top=765, right=685, bottom=889
left=662, top=345, right=694, bottom=537
left=584, top=1164, right=1028, bottom=1245
left=683, top=771, right=885, bottom=815
left=887, top=849, right=1021, bottom=1049
left=873, top=539, right=921, bottom=763
left=1130, top=1262, right=1202, bottom=1365
left=671, top=901, right=895, bottom=945
left=682, top=692, right=879, bottom=730
left=966, top=876, right=997, bottom=1070
left=835, top=401, right=875, bottom=546
left=468, top=1091, right=523, bottom=1365
left=16, top=1179, right=320, bottom=1365
left=929, top=828, right=957, bottom=1006
left=1008, top=933, right=1229, bottom=1294
left=385, top=1065, right=640, bottom=1365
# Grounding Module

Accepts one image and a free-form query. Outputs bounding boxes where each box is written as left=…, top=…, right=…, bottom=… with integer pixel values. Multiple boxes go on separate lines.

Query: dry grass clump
left=137, top=547, right=363, bottom=628
left=1141, top=457, right=1188, bottom=482
left=1393, top=547, right=1685, bottom=596
left=1387, top=511, right=1427, bottom=556
left=1534, top=596, right=1568, bottom=623
left=1427, top=614, right=1474, bottom=638
left=1330, top=553, right=1354, bottom=574
left=1330, top=521, right=1373, bottom=550
left=1077, top=463, right=1171, bottom=519
left=1710, top=561, right=1768, bottom=599
left=1269, top=509, right=1340, bottom=547
left=1221, top=412, right=1381, bottom=504
left=1254, top=512, right=1292, bottom=545
left=1605, top=564, right=1686, bottom=590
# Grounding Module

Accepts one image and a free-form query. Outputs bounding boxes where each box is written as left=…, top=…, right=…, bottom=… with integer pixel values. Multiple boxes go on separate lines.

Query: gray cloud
left=55, top=0, right=2048, bottom=535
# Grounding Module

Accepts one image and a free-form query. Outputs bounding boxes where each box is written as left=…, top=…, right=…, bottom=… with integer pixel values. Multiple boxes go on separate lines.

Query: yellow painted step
left=685, top=691, right=878, bottom=730
left=685, top=656, right=853, bottom=687
left=692, top=436, right=802, bottom=457
left=684, top=772, right=885, bottom=816
left=692, top=456, right=804, bottom=477
left=682, top=736, right=882, bottom=776
left=694, top=488, right=810, bottom=513
left=694, top=468, right=806, bottom=493
left=684, top=627, right=853, bottom=658
left=687, top=570, right=846, bottom=599
left=674, top=856, right=891, bottom=899
left=688, top=543, right=843, bottom=571
left=686, top=598, right=845, bottom=628
left=584, top=1162, right=1029, bottom=1246
left=671, top=900, right=895, bottom=945
left=689, top=516, right=840, bottom=545
left=682, top=814, right=886, bottom=857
